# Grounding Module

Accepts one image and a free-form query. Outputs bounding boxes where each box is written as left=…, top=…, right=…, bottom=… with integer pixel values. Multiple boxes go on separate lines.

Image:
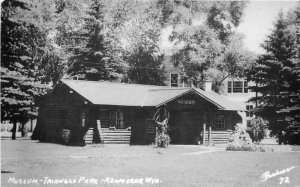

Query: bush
left=227, top=124, right=270, bottom=152
left=155, top=133, right=170, bottom=148
left=226, top=142, right=273, bottom=152
left=229, top=124, right=252, bottom=144
left=248, top=117, right=267, bottom=143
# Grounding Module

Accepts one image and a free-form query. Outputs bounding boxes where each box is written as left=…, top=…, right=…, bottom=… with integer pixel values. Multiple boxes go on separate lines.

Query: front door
left=169, top=111, right=196, bottom=144
left=110, top=110, right=125, bottom=129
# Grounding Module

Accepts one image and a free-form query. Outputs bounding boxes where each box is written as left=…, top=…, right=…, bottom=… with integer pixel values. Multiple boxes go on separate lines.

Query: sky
left=160, top=0, right=299, bottom=55
left=236, top=1, right=299, bottom=54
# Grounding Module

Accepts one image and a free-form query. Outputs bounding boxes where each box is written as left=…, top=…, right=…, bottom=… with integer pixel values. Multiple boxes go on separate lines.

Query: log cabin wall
left=165, top=92, right=240, bottom=144
left=89, top=106, right=156, bottom=145
left=34, top=82, right=243, bottom=145
left=35, top=84, right=90, bottom=144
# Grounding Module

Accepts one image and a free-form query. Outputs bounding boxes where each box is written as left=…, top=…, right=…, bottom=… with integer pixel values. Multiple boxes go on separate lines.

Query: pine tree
left=248, top=12, right=300, bottom=144
left=68, top=0, right=124, bottom=81
left=1, top=0, right=48, bottom=139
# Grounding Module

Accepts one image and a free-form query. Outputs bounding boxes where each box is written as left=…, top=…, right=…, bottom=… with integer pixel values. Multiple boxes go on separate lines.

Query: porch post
left=203, top=123, right=206, bottom=146
left=209, top=126, right=212, bottom=145
left=97, top=120, right=104, bottom=144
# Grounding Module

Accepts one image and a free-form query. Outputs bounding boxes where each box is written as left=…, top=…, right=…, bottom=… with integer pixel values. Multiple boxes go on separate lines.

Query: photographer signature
left=261, top=166, right=295, bottom=183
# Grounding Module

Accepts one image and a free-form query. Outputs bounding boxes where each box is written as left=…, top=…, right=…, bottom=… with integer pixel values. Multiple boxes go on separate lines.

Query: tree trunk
left=12, top=122, right=17, bottom=140
left=21, top=123, right=28, bottom=137
left=30, top=119, right=33, bottom=132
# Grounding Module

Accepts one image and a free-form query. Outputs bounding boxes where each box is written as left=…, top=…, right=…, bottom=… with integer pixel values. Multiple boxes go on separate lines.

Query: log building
left=33, top=79, right=245, bottom=145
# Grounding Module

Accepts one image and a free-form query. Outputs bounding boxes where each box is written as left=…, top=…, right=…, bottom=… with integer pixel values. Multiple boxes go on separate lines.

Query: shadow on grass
left=1, top=170, right=14, bottom=174
left=36, top=141, right=86, bottom=147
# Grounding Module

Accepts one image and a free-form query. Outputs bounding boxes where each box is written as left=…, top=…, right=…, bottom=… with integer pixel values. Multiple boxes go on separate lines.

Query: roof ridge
left=148, top=88, right=191, bottom=91
left=62, top=79, right=170, bottom=88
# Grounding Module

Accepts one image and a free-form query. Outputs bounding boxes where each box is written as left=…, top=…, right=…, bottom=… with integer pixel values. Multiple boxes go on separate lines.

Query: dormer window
left=227, top=81, right=248, bottom=93
left=170, top=73, right=179, bottom=87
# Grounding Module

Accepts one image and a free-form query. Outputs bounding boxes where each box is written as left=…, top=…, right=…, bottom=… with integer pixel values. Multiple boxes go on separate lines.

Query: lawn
left=1, top=140, right=300, bottom=187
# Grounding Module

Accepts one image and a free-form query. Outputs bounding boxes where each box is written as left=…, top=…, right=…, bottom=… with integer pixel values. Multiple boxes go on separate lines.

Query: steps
left=101, top=128, right=131, bottom=144
left=204, top=130, right=233, bottom=144
left=84, top=128, right=94, bottom=145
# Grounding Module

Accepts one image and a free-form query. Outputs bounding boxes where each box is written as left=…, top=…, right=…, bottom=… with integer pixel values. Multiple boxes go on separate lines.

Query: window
left=216, top=115, right=226, bottom=129
left=246, top=105, right=254, bottom=117
left=110, top=110, right=125, bottom=129
left=244, top=81, right=248, bottom=93
left=227, top=81, right=232, bottom=93
left=233, top=81, right=243, bottom=93
left=170, top=73, right=179, bottom=87
left=247, top=120, right=252, bottom=128
left=227, top=81, right=249, bottom=93
left=81, top=111, right=86, bottom=127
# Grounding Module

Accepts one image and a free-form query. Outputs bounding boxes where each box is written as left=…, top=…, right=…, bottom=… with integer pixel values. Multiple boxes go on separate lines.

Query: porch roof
left=61, top=80, right=245, bottom=111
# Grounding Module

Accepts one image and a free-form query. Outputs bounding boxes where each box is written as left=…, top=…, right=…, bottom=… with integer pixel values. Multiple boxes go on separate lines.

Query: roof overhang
left=155, top=88, right=225, bottom=109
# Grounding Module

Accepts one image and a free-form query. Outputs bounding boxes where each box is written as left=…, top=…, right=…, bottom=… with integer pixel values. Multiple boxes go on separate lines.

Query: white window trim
left=246, top=105, right=254, bottom=117
left=227, top=80, right=249, bottom=93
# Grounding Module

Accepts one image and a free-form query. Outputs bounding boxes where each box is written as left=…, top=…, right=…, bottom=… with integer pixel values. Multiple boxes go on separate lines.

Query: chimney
left=204, top=81, right=212, bottom=92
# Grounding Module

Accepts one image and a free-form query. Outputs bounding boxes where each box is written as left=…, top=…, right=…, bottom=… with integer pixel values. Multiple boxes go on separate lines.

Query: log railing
left=202, top=124, right=233, bottom=145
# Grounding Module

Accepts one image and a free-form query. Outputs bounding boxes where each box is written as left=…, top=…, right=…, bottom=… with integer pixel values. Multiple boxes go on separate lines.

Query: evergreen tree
left=1, top=0, right=48, bottom=139
left=68, top=0, right=124, bottom=81
left=248, top=12, right=300, bottom=144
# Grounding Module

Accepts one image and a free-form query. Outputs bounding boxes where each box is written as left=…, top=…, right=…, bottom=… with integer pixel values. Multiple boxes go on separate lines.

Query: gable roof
left=61, top=79, right=245, bottom=111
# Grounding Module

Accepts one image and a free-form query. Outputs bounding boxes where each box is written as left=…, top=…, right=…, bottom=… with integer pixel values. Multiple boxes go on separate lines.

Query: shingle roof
left=61, top=79, right=245, bottom=111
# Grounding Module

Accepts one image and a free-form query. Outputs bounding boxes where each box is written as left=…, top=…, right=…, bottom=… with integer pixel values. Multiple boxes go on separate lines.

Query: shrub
left=226, top=142, right=274, bottom=152
left=155, top=133, right=170, bottom=148
left=248, top=117, right=268, bottom=143
left=229, top=124, right=252, bottom=144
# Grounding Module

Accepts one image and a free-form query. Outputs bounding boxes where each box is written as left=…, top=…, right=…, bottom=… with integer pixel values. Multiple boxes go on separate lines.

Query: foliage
left=227, top=143, right=294, bottom=152
left=115, top=1, right=165, bottom=85
left=170, top=25, right=222, bottom=87
left=206, top=1, right=248, bottom=43
left=247, top=6, right=300, bottom=144
left=1, top=0, right=49, bottom=139
left=229, top=124, right=252, bottom=144
left=226, top=142, right=273, bottom=152
left=40, top=0, right=91, bottom=85
left=227, top=124, right=267, bottom=152
left=155, top=133, right=170, bottom=148
left=67, top=0, right=124, bottom=81
left=163, top=0, right=252, bottom=91
left=248, top=117, right=268, bottom=143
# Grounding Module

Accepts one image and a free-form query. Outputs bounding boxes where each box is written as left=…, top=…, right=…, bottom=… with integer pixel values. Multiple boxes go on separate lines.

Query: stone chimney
left=204, top=81, right=212, bottom=92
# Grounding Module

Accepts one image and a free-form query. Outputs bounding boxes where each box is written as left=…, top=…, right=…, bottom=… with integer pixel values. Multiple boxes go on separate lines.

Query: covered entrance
left=169, top=110, right=198, bottom=144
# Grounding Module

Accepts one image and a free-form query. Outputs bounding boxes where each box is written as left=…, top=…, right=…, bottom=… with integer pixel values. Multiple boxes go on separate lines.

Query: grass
left=1, top=140, right=300, bottom=187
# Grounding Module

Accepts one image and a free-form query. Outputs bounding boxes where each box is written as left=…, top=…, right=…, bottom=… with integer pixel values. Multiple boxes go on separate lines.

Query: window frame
left=227, top=80, right=249, bottom=93
left=110, top=110, right=125, bottom=129
left=215, top=114, right=226, bottom=129
left=170, top=73, right=179, bottom=87
left=246, top=105, right=254, bottom=117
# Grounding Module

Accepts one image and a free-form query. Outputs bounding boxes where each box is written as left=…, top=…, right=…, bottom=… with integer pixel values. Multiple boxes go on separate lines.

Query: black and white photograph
left=1, top=0, right=300, bottom=186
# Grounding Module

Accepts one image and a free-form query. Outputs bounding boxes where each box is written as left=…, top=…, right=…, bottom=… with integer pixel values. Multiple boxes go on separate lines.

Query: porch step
left=101, top=128, right=131, bottom=144
left=204, top=130, right=233, bottom=144
left=104, top=140, right=130, bottom=144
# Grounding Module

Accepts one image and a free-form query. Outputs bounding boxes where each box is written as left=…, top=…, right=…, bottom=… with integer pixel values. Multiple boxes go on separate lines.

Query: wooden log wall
left=38, top=105, right=83, bottom=143
left=130, top=108, right=157, bottom=145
